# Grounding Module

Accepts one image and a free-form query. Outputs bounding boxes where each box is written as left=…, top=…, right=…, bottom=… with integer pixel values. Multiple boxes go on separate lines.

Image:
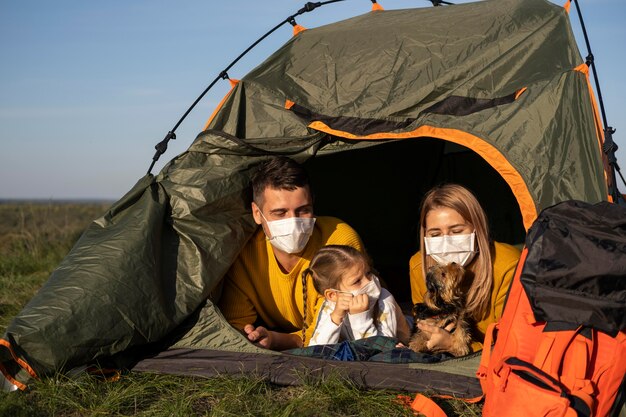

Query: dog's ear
left=425, top=269, right=438, bottom=293
left=425, top=269, right=435, bottom=282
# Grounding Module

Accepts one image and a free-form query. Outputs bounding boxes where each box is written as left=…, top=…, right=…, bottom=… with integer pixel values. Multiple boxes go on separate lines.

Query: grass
left=0, top=202, right=111, bottom=334
left=1, top=371, right=424, bottom=417
left=0, top=202, right=483, bottom=416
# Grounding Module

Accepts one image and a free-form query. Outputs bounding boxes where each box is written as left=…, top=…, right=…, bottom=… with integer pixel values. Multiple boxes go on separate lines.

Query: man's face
left=252, top=186, right=314, bottom=236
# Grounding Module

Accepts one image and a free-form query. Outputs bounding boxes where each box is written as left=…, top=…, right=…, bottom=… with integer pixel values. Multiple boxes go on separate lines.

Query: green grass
left=1, top=371, right=426, bottom=417
left=0, top=202, right=483, bottom=416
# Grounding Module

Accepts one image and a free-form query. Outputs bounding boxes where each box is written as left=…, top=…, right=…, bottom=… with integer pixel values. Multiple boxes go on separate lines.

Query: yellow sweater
left=409, top=241, right=521, bottom=351
left=218, top=216, right=363, bottom=344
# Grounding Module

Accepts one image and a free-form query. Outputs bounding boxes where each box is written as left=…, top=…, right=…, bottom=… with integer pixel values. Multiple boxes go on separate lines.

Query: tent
left=0, top=0, right=618, bottom=396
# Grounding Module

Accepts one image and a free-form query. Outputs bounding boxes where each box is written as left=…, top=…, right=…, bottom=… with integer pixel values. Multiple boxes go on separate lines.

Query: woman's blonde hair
left=301, top=245, right=371, bottom=344
left=419, top=184, right=493, bottom=320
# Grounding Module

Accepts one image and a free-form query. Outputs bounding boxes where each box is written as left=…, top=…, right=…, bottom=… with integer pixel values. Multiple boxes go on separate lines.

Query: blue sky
left=1, top=0, right=625, bottom=200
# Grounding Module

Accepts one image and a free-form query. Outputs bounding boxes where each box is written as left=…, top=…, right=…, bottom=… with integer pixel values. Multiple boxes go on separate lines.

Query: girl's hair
left=301, top=245, right=371, bottom=344
left=419, top=183, right=493, bottom=321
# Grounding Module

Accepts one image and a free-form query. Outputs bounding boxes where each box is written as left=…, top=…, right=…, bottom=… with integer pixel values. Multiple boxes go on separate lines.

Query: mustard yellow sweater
left=218, top=216, right=363, bottom=345
left=409, top=241, right=521, bottom=351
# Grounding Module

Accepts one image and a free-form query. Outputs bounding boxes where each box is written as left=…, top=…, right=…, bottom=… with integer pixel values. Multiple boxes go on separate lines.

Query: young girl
left=302, top=245, right=410, bottom=346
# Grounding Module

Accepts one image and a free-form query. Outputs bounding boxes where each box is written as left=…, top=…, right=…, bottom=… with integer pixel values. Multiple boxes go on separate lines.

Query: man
left=218, top=156, right=363, bottom=350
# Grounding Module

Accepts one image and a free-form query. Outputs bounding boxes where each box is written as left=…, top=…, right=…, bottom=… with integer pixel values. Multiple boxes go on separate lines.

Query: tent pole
left=427, top=0, right=455, bottom=6
left=147, top=1, right=347, bottom=175
left=572, top=0, right=625, bottom=204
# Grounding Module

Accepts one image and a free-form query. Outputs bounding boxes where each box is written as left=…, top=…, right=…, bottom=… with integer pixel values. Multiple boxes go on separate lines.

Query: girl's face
left=425, top=206, right=473, bottom=237
left=338, top=262, right=372, bottom=293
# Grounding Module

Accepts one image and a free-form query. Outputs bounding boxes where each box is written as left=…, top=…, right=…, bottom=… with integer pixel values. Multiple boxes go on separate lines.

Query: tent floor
left=132, top=348, right=483, bottom=398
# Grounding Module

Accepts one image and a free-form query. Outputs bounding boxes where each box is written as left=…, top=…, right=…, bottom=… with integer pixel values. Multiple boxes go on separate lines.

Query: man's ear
left=251, top=202, right=263, bottom=225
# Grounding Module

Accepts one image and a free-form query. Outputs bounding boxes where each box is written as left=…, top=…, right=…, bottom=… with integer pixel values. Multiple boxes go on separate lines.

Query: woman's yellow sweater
left=409, top=241, right=521, bottom=351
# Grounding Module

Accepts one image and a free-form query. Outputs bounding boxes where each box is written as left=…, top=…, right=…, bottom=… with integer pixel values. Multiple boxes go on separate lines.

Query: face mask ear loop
left=257, top=208, right=278, bottom=241
left=257, top=208, right=269, bottom=225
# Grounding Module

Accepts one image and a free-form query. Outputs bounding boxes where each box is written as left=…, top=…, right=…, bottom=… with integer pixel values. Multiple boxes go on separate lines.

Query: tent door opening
left=304, top=137, right=526, bottom=305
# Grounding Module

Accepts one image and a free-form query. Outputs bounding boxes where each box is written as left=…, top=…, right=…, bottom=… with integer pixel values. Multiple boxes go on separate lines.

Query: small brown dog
left=408, top=263, right=472, bottom=357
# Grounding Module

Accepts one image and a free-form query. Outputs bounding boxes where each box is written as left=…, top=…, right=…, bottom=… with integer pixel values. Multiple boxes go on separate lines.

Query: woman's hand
left=416, top=320, right=457, bottom=352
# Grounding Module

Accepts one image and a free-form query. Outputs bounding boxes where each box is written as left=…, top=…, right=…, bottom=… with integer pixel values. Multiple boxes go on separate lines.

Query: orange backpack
left=477, top=201, right=626, bottom=417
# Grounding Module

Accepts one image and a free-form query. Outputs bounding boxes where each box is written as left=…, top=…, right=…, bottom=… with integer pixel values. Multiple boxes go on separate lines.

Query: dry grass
left=0, top=202, right=109, bottom=331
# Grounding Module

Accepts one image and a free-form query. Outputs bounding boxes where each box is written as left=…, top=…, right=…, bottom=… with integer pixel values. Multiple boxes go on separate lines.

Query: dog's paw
left=408, top=333, right=429, bottom=353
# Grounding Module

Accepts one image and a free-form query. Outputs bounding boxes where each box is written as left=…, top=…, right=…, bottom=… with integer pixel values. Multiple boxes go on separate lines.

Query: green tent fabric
left=0, top=0, right=613, bottom=394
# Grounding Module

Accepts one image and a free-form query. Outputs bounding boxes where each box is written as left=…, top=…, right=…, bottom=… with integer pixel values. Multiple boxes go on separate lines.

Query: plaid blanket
left=285, top=336, right=450, bottom=363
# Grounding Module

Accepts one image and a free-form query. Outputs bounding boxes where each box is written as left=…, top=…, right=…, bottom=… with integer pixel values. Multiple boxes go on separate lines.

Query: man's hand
left=243, top=324, right=273, bottom=349
left=242, top=324, right=303, bottom=350
left=416, top=320, right=456, bottom=352
left=348, top=293, right=369, bottom=315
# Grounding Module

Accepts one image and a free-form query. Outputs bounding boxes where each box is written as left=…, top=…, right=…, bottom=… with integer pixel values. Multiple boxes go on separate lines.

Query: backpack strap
left=559, top=331, right=595, bottom=412
left=410, top=393, right=448, bottom=417
left=533, top=327, right=590, bottom=380
left=476, top=322, right=497, bottom=381
left=532, top=326, right=596, bottom=414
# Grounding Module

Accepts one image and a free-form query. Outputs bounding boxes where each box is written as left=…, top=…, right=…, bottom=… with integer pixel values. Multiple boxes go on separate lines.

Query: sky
left=1, top=0, right=625, bottom=200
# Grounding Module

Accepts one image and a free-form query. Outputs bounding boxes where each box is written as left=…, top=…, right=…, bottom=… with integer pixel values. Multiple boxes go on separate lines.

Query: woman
left=409, top=184, right=521, bottom=353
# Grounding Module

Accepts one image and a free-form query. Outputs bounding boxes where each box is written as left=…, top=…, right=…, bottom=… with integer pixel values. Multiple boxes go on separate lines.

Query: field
left=0, top=202, right=482, bottom=416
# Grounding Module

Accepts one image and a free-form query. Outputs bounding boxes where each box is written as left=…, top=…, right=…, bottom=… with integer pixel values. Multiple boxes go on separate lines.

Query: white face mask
left=424, top=232, right=477, bottom=266
left=332, top=275, right=382, bottom=308
left=357, top=275, right=382, bottom=307
left=259, top=211, right=316, bottom=254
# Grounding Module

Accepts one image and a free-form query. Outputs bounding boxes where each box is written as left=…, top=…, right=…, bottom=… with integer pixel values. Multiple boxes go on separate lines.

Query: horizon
left=2, top=0, right=625, bottom=200
left=0, top=198, right=115, bottom=203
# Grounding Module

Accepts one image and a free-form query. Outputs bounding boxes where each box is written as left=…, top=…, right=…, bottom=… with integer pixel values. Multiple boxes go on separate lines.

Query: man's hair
left=251, top=156, right=311, bottom=206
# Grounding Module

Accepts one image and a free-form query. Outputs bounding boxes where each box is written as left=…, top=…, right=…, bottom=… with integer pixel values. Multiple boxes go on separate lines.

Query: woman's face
left=424, top=206, right=473, bottom=237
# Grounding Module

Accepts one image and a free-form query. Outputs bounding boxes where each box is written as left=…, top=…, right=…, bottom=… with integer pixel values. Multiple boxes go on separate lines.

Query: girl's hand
left=330, top=292, right=352, bottom=325
left=349, top=293, right=369, bottom=315
left=416, top=320, right=456, bottom=352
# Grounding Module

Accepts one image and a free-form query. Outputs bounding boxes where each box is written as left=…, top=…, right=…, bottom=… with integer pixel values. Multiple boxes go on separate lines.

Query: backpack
left=477, top=200, right=626, bottom=417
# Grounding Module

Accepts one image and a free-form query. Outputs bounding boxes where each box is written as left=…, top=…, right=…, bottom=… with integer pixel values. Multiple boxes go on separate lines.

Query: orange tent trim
left=574, top=62, right=612, bottom=201
left=308, top=121, right=537, bottom=230
left=563, top=0, right=571, bottom=14
left=203, top=79, right=240, bottom=131
left=293, top=24, right=307, bottom=36
left=0, top=339, right=38, bottom=390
